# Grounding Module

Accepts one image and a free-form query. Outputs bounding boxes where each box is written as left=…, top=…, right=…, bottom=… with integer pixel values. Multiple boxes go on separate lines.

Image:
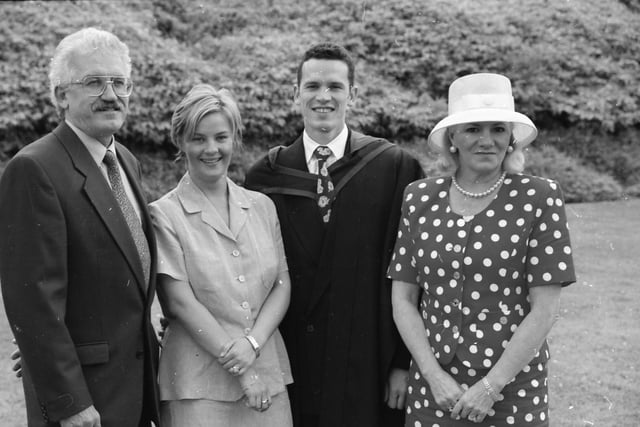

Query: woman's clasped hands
left=239, top=368, right=272, bottom=412
left=218, top=336, right=257, bottom=377
left=429, top=370, right=502, bottom=423
left=451, top=379, right=503, bottom=424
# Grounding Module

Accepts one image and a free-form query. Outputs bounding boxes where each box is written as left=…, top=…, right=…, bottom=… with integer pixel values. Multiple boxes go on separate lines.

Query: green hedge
left=1, top=0, right=639, bottom=203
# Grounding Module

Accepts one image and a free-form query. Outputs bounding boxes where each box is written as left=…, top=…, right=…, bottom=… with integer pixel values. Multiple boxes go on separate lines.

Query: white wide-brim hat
left=428, top=73, right=537, bottom=153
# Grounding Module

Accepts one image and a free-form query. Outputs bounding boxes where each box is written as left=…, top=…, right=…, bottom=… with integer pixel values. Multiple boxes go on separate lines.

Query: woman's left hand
left=218, top=337, right=257, bottom=376
left=450, top=381, right=501, bottom=423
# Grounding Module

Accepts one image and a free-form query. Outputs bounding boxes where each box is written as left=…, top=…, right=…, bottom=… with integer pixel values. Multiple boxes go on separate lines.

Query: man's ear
left=293, top=84, right=300, bottom=105
left=54, top=86, right=68, bottom=111
left=348, top=85, right=358, bottom=106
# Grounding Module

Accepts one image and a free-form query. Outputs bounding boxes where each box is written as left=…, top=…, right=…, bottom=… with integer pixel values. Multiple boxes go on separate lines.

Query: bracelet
left=482, top=377, right=501, bottom=402
left=245, top=335, right=261, bottom=358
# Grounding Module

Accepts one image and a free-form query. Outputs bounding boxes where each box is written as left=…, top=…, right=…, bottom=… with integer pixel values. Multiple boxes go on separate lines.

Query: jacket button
left=232, top=250, right=240, bottom=257
left=452, top=299, right=461, bottom=307
left=306, top=324, right=315, bottom=333
left=241, top=301, right=250, bottom=310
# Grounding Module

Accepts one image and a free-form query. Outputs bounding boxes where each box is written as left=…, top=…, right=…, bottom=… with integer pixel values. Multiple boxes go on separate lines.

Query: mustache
left=93, top=102, right=123, bottom=112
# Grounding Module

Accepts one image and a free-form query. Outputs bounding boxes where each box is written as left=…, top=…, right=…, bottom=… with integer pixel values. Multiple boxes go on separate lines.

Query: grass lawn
left=0, top=199, right=638, bottom=426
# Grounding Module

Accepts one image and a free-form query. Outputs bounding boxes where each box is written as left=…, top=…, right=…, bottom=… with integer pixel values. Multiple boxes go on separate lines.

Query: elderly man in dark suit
left=245, top=43, right=425, bottom=427
left=0, top=28, right=160, bottom=427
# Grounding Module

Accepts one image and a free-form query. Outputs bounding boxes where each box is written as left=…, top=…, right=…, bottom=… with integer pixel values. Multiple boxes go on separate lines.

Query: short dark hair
left=296, top=43, right=355, bottom=87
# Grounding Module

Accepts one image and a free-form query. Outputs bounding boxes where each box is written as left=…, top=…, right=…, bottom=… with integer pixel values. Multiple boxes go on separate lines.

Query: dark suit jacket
left=0, top=123, right=160, bottom=426
left=245, top=131, right=425, bottom=427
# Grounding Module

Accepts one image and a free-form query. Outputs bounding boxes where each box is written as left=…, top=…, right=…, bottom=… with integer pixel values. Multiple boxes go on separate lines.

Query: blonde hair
left=170, top=84, right=243, bottom=155
left=49, top=27, right=131, bottom=117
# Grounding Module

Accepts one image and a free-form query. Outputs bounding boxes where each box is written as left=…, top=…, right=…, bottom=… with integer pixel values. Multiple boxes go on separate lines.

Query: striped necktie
left=313, top=146, right=335, bottom=224
left=103, top=150, right=150, bottom=289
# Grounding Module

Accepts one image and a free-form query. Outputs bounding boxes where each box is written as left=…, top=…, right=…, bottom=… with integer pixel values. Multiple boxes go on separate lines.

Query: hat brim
left=428, top=109, right=538, bottom=152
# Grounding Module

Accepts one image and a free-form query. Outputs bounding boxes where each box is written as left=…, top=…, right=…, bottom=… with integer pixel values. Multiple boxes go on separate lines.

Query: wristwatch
left=245, top=335, right=261, bottom=358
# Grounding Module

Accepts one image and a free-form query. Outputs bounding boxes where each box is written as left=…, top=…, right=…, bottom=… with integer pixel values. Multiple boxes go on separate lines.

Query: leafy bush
left=1, top=0, right=638, bottom=203
left=524, top=145, right=623, bottom=202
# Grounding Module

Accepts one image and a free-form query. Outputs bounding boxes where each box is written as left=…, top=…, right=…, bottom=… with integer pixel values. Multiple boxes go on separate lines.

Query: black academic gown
left=245, top=130, right=424, bottom=427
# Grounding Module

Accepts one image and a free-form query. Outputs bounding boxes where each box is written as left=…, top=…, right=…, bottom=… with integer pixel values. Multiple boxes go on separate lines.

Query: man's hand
left=384, top=368, right=409, bottom=409
left=60, top=405, right=101, bottom=427
left=10, top=339, right=22, bottom=378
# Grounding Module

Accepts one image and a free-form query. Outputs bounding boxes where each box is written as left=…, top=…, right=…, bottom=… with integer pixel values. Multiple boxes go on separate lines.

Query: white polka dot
left=516, top=218, right=525, bottom=226
left=474, top=273, right=483, bottom=282
left=436, top=234, right=444, bottom=242
left=558, top=262, right=567, bottom=270
left=464, top=257, right=472, bottom=265
left=483, top=359, right=492, bottom=367
left=436, top=287, right=444, bottom=295
left=564, top=246, right=572, bottom=254
left=437, top=268, right=445, bottom=277
left=501, top=250, right=510, bottom=259
left=507, top=416, right=515, bottom=424
left=418, top=249, right=424, bottom=257
left=458, top=230, right=466, bottom=238
left=524, top=203, right=533, bottom=212
left=421, top=232, right=429, bottom=240
left=498, top=219, right=508, bottom=227
left=468, top=368, right=477, bottom=376
left=543, top=272, right=552, bottom=281
left=545, top=246, right=554, bottom=255
left=518, top=389, right=526, bottom=397
left=539, top=222, right=547, bottom=231
left=435, top=410, right=444, bottom=418
left=430, top=250, right=438, bottom=259
left=483, top=258, right=492, bottom=267
left=491, top=234, right=500, bottom=242
left=485, top=348, right=494, bottom=356
left=474, top=241, right=483, bottom=250
left=423, top=266, right=430, bottom=274
left=527, top=188, right=536, bottom=196
left=533, top=396, right=540, bottom=405
left=469, top=344, right=478, bottom=353
left=447, top=219, right=455, bottom=228
left=531, top=379, right=540, bottom=387
left=433, top=219, right=441, bottom=226
left=511, top=235, right=520, bottom=243
left=546, top=197, right=554, bottom=206
left=413, top=421, right=421, bottom=427
left=395, top=264, right=402, bottom=272
left=431, top=204, right=439, bottom=212
left=493, top=323, right=502, bottom=331
left=525, top=413, right=534, bottom=422
left=530, top=256, right=539, bottom=265
left=509, top=190, right=518, bottom=197
left=474, top=225, right=483, bottom=233
left=438, top=190, right=447, bottom=198
left=408, top=205, right=416, bottom=213
left=471, top=291, right=480, bottom=300
left=499, top=268, right=507, bottom=277
left=418, top=216, right=426, bottom=224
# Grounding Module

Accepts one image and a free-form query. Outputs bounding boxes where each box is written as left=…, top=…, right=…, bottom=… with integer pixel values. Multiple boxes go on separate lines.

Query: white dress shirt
left=303, top=124, right=349, bottom=173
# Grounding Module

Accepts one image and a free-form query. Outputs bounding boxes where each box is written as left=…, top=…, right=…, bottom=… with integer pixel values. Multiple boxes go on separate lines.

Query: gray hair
left=49, top=27, right=131, bottom=117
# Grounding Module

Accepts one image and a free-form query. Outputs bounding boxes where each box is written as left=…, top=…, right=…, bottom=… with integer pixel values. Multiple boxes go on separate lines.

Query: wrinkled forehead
left=67, top=50, right=129, bottom=79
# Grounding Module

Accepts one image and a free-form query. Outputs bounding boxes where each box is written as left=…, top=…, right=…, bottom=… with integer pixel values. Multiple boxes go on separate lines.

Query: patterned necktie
left=313, top=146, right=335, bottom=224
left=103, top=150, right=150, bottom=289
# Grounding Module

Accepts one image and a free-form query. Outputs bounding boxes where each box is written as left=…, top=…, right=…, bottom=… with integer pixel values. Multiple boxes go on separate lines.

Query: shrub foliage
left=0, top=0, right=638, bottom=202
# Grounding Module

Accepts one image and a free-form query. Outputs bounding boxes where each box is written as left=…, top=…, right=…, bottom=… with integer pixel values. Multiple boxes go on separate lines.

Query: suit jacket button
left=306, top=324, right=315, bottom=333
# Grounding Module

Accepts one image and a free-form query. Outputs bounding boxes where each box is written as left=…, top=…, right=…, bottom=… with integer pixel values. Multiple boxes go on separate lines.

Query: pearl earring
left=507, top=145, right=514, bottom=153
left=449, top=145, right=457, bottom=153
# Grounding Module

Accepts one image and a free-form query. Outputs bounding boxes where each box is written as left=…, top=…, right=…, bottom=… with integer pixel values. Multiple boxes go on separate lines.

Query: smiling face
left=449, top=121, right=513, bottom=176
left=57, top=51, right=129, bottom=145
left=181, top=112, right=234, bottom=188
left=294, top=58, right=357, bottom=144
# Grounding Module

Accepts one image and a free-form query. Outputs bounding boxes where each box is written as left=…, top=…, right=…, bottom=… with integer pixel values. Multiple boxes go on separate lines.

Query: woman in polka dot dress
left=388, top=73, right=575, bottom=427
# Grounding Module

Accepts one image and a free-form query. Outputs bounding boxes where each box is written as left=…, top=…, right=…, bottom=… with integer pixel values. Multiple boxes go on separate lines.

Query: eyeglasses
left=65, top=75, right=133, bottom=97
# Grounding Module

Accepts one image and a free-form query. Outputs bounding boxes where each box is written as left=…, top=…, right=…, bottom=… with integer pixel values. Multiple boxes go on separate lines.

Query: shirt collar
left=66, top=120, right=115, bottom=166
left=303, top=124, right=348, bottom=164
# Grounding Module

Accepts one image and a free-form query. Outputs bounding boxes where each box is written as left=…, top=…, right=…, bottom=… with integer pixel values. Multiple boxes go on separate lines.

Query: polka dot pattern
left=403, top=358, right=550, bottom=426
left=388, top=174, right=575, bottom=369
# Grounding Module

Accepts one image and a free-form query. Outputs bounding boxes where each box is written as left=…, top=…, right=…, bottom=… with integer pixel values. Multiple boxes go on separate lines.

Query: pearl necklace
left=452, top=172, right=506, bottom=199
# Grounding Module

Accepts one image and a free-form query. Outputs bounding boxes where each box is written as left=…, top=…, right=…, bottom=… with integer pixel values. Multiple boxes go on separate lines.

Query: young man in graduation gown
left=245, top=43, right=424, bottom=427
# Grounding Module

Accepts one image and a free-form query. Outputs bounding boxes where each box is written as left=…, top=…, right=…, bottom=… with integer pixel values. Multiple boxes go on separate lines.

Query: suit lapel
left=53, top=123, right=147, bottom=295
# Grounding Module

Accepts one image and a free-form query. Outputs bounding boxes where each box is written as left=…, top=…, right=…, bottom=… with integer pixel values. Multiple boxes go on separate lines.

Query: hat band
left=449, top=94, right=514, bottom=115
